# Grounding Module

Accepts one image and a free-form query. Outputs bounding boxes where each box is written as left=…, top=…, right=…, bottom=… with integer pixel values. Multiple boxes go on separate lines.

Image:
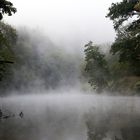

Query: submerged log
left=0, top=60, right=14, bottom=64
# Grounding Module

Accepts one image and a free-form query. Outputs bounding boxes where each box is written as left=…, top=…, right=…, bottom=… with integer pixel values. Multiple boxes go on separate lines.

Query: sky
left=5, top=0, right=121, bottom=50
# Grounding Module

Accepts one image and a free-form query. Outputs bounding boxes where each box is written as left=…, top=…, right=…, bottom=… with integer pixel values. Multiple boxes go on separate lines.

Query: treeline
left=84, top=0, right=140, bottom=95
left=1, top=0, right=140, bottom=95
left=0, top=24, right=85, bottom=94
left=0, top=1, right=87, bottom=95
left=84, top=41, right=140, bottom=94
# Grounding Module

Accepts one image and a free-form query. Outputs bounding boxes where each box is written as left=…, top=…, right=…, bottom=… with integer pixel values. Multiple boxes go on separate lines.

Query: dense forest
left=84, top=0, right=140, bottom=95
left=0, top=25, right=86, bottom=94
left=0, top=0, right=140, bottom=95
left=1, top=1, right=140, bottom=140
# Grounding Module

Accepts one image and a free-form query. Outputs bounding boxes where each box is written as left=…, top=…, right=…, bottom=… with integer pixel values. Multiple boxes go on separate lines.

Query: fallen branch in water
left=0, top=60, right=14, bottom=64
left=0, top=109, right=23, bottom=120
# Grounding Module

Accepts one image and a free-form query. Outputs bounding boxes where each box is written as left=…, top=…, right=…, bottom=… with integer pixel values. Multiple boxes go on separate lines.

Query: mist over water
left=0, top=27, right=140, bottom=140
left=0, top=91, right=140, bottom=140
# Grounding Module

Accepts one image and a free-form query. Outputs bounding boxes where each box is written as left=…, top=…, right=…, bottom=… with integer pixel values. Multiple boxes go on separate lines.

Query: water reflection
left=0, top=94, right=140, bottom=140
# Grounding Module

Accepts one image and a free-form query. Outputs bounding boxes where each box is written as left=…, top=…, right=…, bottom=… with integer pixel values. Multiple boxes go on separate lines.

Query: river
left=0, top=91, right=140, bottom=140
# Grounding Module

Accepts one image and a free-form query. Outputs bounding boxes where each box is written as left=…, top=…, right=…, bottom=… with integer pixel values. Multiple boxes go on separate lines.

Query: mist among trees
left=84, top=0, right=140, bottom=94
left=0, top=1, right=140, bottom=140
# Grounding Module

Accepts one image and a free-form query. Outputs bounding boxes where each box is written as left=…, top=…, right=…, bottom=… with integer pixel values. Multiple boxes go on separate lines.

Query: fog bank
left=0, top=93, right=140, bottom=140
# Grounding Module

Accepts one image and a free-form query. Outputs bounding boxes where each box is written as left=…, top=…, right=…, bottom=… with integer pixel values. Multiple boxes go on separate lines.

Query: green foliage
left=106, top=0, right=138, bottom=30
left=111, top=33, right=140, bottom=75
left=83, top=0, right=140, bottom=93
left=0, top=0, right=17, bottom=20
left=0, top=0, right=17, bottom=65
left=107, top=0, right=140, bottom=76
left=0, top=28, right=84, bottom=93
left=0, top=22, right=17, bottom=85
left=0, top=22, right=17, bottom=60
left=84, top=41, right=110, bottom=92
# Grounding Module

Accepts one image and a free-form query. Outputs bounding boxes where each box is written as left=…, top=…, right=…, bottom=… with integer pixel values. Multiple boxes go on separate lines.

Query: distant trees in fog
left=0, top=26, right=84, bottom=94
left=0, top=0, right=140, bottom=95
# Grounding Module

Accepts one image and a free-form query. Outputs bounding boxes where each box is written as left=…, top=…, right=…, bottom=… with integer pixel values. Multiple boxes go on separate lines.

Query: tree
left=0, top=0, right=17, bottom=64
left=0, top=0, right=17, bottom=20
left=0, top=0, right=17, bottom=83
left=0, top=22, right=16, bottom=85
left=106, top=0, right=139, bottom=30
left=107, top=0, right=140, bottom=76
left=84, top=41, right=110, bottom=92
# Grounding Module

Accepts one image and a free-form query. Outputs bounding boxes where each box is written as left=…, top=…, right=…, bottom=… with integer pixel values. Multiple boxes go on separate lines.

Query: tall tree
left=84, top=41, right=110, bottom=92
left=0, top=0, right=17, bottom=64
left=107, top=0, right=140, bottom=75
left=0, top=22, right=16, bottom=84
left=0, top=0, right=17, bottom=84
left=0, top=0, right=17, bottom=63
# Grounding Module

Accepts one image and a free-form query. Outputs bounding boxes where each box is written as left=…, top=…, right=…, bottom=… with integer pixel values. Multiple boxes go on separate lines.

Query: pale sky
left=5, top=0, right=121, bottom=50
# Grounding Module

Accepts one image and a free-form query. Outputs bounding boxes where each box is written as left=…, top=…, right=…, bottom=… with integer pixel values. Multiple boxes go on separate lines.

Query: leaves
left=107, top=0, right=138, bottom=30
left=0, top=0, right=17, bottom=20
left=0, top=22, right=17, bottom=84
left=107, top=0, right=140, bottom=76
left=84, top=42, right=110, bottom=92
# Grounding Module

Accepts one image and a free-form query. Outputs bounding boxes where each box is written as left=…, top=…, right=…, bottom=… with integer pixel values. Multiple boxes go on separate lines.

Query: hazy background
left=1, top=1, right=140, bottom=140
left=5, top=0, right=121, bottom=51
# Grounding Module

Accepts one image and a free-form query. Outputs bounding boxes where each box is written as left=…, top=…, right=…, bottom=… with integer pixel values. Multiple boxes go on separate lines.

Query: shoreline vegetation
left=0, top=0, right=140, bottom=95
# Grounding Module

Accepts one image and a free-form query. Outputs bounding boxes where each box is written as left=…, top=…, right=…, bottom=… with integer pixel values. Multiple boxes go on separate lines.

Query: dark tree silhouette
left=0, top=0, right=17, bottom=20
